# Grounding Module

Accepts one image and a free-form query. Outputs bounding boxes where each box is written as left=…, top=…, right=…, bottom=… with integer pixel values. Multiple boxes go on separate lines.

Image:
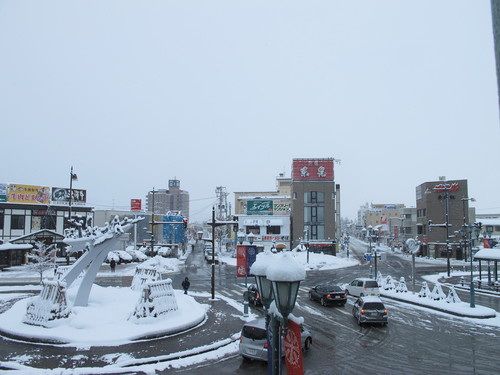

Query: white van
left=345, top=278, right=380, bottom=297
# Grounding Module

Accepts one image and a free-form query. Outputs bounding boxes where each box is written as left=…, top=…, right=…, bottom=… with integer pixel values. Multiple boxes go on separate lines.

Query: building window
left=11, top=215, right=25, bottom=230
left=266, top=226, right=281, bottom=235
left=0, top=210, right=4, bottom=230
left=304, top=225, right=324, bottom=240
left=304, top=192, right=324, bottom=204
left=304, top=206, right=324, bottom=222
left=417, top=209, right=426, bottom=218
left=246, top=226, right=260, bottom=235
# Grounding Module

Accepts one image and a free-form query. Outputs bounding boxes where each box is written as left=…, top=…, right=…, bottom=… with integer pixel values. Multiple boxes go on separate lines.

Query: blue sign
left=267, top=319, right=273, bottom=374
left=246, top=245, right=257, bottom=276
left=365, top=253, right=372, bottom=261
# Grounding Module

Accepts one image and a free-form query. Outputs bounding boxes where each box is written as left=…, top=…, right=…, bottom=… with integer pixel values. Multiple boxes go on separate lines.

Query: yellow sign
left=8, top=184, right=51, bottom=204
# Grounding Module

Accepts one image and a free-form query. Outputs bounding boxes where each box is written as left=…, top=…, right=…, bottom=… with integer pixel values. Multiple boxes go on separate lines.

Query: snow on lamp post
left=267, top=252, right=305, bottom=375
left=247, top=232, right=255, bottom=245
left=250, top=251, right=305, bottom=375
left=237, top=232, right=245, bottom=245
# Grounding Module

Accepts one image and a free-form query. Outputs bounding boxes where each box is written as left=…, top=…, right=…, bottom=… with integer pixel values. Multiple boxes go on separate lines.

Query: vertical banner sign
left=267, top=319, right=273, bottom=375
left=236, top=245, right=247, bottom=277
left=284, top=320, right=304, bottom=375
left=246, top=245, right=257, bottom=276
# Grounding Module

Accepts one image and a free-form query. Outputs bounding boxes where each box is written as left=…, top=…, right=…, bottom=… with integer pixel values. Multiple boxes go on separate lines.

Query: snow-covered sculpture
left=445, top=286, right=461, bottom=303
left=131, top=264, right=163, bottom=291
left=132, top=278, right=178, bottom=319
left=418, top=282, right=431, bottom=298
left=24, top=216, right=143, bottom=326
left=395, top=277, right=408, bottom=293
left=383, top=275, right=396, bottom=291
left=376, top=272, right=383, bottom=287
left=24, top=280, right=71, bottom=326
left=431, top=284, right=446, bottom=301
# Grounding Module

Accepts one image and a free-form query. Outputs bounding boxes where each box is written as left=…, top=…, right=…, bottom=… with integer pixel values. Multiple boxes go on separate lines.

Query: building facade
left=146, top=179, right=189, bottom=219
left=290, top=158, right=337, bottom=246
left=416, top=179, right=470, bottom=259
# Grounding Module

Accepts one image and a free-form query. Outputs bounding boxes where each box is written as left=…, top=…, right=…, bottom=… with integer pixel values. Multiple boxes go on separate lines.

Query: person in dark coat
left=110, top=258, right=116, bottom=273
left=182, top=277, right=190, bottom=294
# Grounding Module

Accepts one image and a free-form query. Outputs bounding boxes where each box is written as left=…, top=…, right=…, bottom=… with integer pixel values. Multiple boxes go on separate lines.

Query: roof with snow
left=474, top=248, right=500, bottom=261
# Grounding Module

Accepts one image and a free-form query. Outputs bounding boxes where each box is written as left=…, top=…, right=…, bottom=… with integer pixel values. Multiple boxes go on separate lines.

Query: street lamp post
left=251, top=251, right=305, bottom=375
left=461, top=197, right=475, bottom=262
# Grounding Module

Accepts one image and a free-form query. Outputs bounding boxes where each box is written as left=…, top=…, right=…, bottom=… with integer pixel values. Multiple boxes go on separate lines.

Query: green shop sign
left=247, top=200, right=273, bottom=215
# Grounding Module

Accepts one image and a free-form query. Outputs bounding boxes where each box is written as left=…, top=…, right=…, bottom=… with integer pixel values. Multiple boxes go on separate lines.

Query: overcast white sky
left=1, top=1, right=499, bottom=222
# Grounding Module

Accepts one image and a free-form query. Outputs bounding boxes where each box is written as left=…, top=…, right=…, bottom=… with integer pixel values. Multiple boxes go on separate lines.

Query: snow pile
left=132, top=278, right=178, bottom=320
left=23, top=280, right=71, bottom=327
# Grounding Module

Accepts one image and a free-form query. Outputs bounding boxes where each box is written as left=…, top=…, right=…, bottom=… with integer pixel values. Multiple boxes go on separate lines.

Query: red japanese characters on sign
left=131, top=199, right=142, bottom=211
left=236, top=245, right=247, bottom=277
left=284, top=320, right=304, bottom=375
left=292, top=158, right=334, bottom=181
left=433, top=183, right=459, bottom=192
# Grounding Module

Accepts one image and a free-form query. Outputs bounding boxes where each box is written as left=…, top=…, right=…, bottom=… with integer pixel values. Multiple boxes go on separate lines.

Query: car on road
left=113, top=250, right=133, bottom=264
left=308, top=283, right=347, bottom=306
left=345, top=278, right=380, bottom=297
left=352, top=296, right=388, bottom=325
left=239, top=318, right=312, bottom=361
left=157, top=246, right=172, bottom=257
left=205, top=249, right=219, bottom=263
left=247, top=284, right=262, bottom=306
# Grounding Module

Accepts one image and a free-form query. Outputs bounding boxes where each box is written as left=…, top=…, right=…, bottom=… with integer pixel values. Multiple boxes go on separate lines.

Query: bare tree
left=26, top=241, right=57, bottom=284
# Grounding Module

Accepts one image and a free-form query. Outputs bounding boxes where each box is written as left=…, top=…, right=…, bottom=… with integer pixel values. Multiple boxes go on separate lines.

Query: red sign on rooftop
left=292, top=158, right=334, bottom=181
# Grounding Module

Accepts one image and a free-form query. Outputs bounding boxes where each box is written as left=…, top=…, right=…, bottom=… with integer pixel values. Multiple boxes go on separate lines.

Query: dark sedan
left=308, top=283, right=347, bottom=307
left=247, top=284, right=262, bottom=306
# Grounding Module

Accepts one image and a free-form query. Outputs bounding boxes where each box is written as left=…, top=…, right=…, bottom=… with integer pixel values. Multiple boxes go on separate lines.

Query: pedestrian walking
left=182, top=277, right=190, bottom=294
left=110, top=258, right=116, bottom=273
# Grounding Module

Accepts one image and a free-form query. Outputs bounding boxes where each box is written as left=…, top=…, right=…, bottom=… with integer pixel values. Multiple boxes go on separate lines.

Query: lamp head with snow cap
left=250, top=249, right=275, bottom=310
left=266, top=252, right=305, bottom=321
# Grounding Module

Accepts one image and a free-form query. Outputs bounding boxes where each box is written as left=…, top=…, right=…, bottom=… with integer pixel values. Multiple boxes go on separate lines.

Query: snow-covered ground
left=0, top=246, right=499, bottom=374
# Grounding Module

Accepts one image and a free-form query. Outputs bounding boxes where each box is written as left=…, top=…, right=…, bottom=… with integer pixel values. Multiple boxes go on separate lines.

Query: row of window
left=0, top=213, right=57, bottom=231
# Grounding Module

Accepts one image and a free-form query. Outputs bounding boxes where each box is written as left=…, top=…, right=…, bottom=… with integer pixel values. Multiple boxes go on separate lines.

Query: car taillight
left=383, top=309, right=388, bottom=315
left=264, top=343, right=269, bottom=349
left=327, top=294, right=331, bottom=298
left=360, top=309, right=365, bottom=315
left=239, top=337, right=242, bottom=343
left=257, top=293, right=260, bottom=298
left=343, top=293, right=346, bottom=297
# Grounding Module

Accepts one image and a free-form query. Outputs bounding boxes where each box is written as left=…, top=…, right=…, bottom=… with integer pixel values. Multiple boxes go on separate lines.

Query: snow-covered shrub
left=383, top=275, right=396, bottom=291
left=132, top=278, right=178, bottom=320
left=430, top=284, right=446, bottom=301
left=24, top=280, right=71, bottom=327
left=418, top=282, right=431, bottom=298
left=395, top=277, right=408, bottom=293
left=445, top=286, right=461, bottom=303
left=26, top=242, right=57, bottom=284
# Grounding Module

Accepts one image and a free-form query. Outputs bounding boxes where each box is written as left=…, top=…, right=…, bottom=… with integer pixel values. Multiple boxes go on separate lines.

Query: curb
left=381, top=293, right=497, bottom=319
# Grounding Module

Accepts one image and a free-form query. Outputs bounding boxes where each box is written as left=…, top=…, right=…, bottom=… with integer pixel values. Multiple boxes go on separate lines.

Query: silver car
left=239, top=318, right=312, bottom=361
left=352, top=296, right=388, bottom=325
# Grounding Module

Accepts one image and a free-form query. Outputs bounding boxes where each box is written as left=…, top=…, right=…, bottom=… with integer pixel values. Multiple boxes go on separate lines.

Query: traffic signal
left=232, top=216, right=238, bottom=232
left=183, top=218, right=188, bottom=228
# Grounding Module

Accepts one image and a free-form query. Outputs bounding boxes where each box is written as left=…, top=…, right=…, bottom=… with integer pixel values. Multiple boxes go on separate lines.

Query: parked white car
left=127, top=249, right=148, bottom=262
left=105, top=252, right=120, bottom=264
left=113, top=250, right=133, bottom=264
left=157, top=246, right=172, bottom=257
